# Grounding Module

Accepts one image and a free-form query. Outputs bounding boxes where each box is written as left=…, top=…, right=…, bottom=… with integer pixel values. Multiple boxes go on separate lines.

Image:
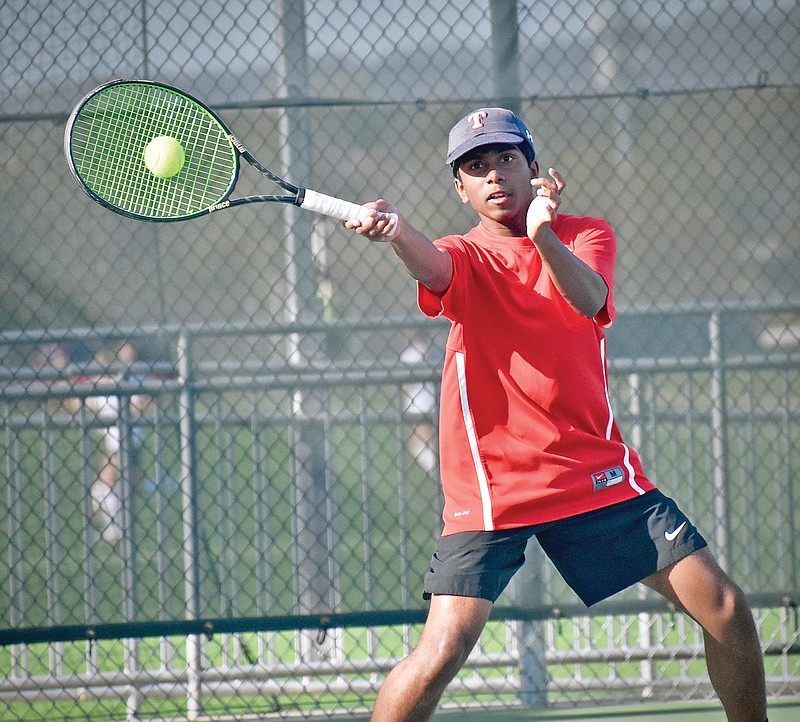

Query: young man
left=346, top=108, right=767, bottom=722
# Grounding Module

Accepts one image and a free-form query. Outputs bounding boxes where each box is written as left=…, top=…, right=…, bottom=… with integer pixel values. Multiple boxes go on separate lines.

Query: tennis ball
left=143, top=136, right=185, bottom=179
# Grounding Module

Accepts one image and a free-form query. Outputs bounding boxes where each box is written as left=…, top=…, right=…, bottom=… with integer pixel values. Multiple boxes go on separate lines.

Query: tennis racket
left=64, top=78, right=397, bottom=233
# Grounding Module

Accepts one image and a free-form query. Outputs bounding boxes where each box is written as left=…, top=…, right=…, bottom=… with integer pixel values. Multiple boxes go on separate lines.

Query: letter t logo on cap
left=467, top=110, right=489, bottom=129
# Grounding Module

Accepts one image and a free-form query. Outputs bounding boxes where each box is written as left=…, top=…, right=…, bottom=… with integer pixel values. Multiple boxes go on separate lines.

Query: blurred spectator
left=23, top=343, right=72, bottom=394
left=82, top=341, right=152, bottom=543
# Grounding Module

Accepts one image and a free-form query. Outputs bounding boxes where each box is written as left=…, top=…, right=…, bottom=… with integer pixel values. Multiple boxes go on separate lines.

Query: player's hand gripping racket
left=64, top=78, right=397, bottom=233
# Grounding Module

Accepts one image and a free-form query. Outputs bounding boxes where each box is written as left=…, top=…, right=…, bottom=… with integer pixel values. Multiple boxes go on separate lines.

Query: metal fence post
left=115, top=396, right=142, bottom=720
left=627, top=372, right=655, bottom=696
left=709, top=311, right=731, bottom=568
left=178, top=334, right=203, bottom=719
left=512, top=540, right=548, bottom=708
left=490, top=0, right=520, bottom=110
left=279, top=0, right=340, bottom=663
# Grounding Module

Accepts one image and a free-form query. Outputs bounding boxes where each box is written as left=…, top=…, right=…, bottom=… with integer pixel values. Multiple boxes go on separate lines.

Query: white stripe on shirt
left=455, top=351, right=495, bottom=530
left=599, top=338, right=646, bottom=495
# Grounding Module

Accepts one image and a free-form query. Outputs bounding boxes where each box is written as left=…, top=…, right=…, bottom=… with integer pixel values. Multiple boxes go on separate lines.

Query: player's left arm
left=527, top=169, right=609, bottom=318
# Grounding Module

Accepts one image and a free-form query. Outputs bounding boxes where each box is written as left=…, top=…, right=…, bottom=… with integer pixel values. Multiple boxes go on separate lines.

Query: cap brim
left=446, top=131, right=526, bottom=165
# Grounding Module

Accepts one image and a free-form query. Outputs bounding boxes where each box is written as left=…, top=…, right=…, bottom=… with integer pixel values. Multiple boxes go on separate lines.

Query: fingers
left=529, top=194, right=557, bottom=221
left=527, top=168, right=563, bottom=238
left=548, top=167, right=566, bottom=194
left=526, top=193, right=556, bottom=240
left=530, top=167, right=565, bottom=211
left=344, top=200, right=399, bottom=240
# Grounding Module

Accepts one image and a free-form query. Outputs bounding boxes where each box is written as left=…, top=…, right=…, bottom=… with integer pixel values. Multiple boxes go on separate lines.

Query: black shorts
left=423, top=489, right=707, bottom=607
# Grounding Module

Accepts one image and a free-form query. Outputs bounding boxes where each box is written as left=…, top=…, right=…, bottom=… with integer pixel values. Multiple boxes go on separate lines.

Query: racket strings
left=69, top=82, right=237, bottom=220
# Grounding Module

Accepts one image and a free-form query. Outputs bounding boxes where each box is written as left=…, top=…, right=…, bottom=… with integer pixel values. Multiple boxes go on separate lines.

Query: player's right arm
left=347, top=201, right=453, bottom=294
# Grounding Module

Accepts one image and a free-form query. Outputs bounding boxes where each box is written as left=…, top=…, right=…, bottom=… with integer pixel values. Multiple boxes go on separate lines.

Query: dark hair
left=451, top=142, right=535, bottom=177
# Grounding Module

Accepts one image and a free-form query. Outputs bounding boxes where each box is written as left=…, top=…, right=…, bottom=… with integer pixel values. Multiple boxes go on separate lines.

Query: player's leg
left=642, top=548, right=767, bottom=722
left=372, top=528, right=533, bottom=721
left=537, top=491, right=767, bottom=720
left=371, top=594, right=492, bottom=722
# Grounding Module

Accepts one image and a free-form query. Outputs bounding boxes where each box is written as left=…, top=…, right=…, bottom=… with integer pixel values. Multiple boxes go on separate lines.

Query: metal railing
left=1, top=304, right=798, bottom=719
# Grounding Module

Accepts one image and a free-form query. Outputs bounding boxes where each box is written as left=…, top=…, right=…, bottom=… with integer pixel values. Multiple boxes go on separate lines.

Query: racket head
left=65, top=79, right=240, bottom=221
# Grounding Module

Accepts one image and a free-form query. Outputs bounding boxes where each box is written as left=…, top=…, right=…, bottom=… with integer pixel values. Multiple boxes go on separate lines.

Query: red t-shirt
left=418, top=214, right=655, bottom=535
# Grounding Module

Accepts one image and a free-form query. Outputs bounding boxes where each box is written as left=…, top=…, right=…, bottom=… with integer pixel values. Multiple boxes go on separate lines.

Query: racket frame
left=64, top=79, right=347, bottom=223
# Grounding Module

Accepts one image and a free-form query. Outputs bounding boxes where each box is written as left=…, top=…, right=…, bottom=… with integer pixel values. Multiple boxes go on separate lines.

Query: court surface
left=345, top=698, right=799, bottom=721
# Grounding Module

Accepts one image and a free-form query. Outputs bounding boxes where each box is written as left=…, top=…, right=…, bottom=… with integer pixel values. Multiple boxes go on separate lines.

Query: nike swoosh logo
left=665, top=521, right=687, bottom=542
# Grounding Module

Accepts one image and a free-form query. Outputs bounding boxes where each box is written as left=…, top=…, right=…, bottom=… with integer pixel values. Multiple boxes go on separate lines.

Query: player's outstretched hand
left=345, top=199, right=400, bottom=240
left=527, top=168, right=565, bottom=239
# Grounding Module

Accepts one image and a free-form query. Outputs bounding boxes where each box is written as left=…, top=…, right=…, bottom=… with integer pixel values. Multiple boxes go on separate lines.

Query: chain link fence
left=1, top=1, right=799, bottom=720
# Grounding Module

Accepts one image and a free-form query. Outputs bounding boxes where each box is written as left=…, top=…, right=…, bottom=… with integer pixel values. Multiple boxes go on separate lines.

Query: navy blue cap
left=446, top=107, right=536, bottom=165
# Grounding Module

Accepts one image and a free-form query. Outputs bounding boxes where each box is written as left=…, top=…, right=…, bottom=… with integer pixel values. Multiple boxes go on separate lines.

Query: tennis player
left=347, top=108, right=768, bottom=722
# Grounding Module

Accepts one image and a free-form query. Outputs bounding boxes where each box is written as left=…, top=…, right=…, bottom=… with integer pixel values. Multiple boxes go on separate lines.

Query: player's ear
left=530, top=159, right=539, bottom=179
left=453, top=175, right=470, bottom=204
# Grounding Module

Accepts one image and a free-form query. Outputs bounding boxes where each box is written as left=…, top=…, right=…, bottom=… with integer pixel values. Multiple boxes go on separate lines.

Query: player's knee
left=415, top=634, right=474, bottom=684
left=713, top=579, right=755, bottom=639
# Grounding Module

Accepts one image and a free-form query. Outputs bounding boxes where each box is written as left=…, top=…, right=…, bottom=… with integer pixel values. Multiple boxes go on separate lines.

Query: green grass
left=0, top=597, right=797, bottom=720
left=1, top=371, right=798, bottom=720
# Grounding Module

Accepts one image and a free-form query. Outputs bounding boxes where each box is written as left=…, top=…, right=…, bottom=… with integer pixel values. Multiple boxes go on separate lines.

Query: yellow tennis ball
left=143, top=136, right=185, bottom=179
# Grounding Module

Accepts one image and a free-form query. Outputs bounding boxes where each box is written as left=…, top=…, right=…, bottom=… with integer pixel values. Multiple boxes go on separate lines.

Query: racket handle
left=301, top=190, right=398, bottom=237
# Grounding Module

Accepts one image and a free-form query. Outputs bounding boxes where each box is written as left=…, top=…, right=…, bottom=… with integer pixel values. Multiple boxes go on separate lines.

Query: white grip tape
left=301, top=189, right=398, bottom=237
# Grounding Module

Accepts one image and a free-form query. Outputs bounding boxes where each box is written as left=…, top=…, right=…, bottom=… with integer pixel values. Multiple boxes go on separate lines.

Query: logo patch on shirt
left=592, top=466, right=625, bottom=491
